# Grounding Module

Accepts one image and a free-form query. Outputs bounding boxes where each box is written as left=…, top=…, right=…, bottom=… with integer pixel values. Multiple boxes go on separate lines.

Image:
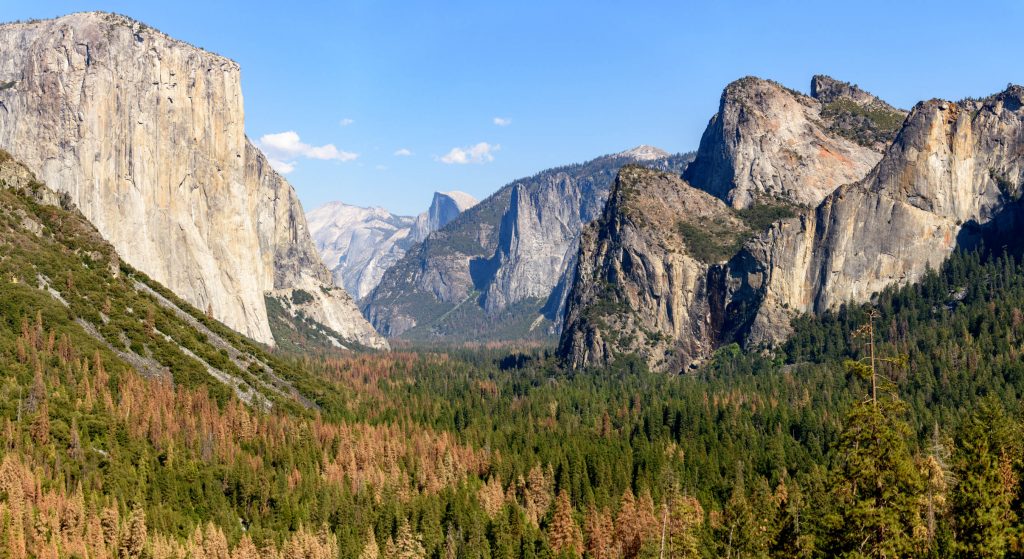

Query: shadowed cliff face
left=0, top=12, right=386, bottom=349
left=559, top=167, right=739, bottom=371
left=561, top=79, right=1024, bottom=373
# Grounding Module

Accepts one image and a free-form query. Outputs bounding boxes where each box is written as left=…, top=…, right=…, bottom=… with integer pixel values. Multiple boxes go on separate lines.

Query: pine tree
left=615, top=488, right=641, bottom=558
left=584, top=506, right=615, bottom=559
left=393, top=520, right=426, bottom=559
left=825, top=399, right=925, bottom=558
left=359, top=529, right=380, bottom=559
left=230, top=536, right=260, bottom=559
left=950, top=403, right=1016, bottom=558
left=667, top=495, right=703, bottom=559
left=525, top=463, right=553, bottom=526
left=119, top=505, right=148, bottom=559
left=549, top=491, right=583, bottom=558
left=717, top=463, right=770, bottom=558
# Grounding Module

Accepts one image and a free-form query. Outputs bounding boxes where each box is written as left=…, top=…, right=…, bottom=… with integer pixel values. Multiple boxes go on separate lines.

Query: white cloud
left=394, top=148, right=413, bottom=157
left=258, top=131, right=358, bottom=172
left=375, top=164, right=387, bottom=171
left=439, top=142, right=500, bottom=165
left=339, top=118, right=354, bottom=127
left=493, top=117, right=511, bottom=126
left=267, top=158, right=295, bottom=174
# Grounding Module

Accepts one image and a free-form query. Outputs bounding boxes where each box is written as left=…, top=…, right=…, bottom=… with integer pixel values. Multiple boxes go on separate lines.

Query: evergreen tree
left=393, top=520, right=426, bottom=559
left=824, top=399, right=925, bottom=558
left=359, top=529, right=381, bottom=559
left=549, top=491, right=583, bottom=558
left=666, top=495, right=703, bottom=559
left=950, top=403, right=1017, bottom=558
left=584, top=506, right=615, bottom=559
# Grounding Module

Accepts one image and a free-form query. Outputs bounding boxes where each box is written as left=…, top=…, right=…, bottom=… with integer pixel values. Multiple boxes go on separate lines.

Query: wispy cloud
left=267, top=159, right=295, bottom=174
left=439, top=142, right=500, bottom=165
left=493, top=117, right=511, bottom=126
left=394, top=148, right=413, bottom=157
left=339, top=118, right=354, bottom=127
left=375, top=164, right=388, bottom=171
left=258, top=131, right=358, bottom=174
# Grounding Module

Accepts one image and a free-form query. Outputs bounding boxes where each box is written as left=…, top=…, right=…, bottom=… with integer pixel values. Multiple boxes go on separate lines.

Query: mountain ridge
left=560, top=77, right=1024, bottom=373
left=362, top=147, right=694, bottom=342
left=308, top=190, right=477, bottom=300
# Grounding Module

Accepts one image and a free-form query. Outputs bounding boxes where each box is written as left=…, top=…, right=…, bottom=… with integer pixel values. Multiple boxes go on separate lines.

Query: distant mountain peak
left=307, top=191, right=478, bottom=300
left=615, top=145, right=670, bottom=161
left=436, top=190, right=479, bottom=212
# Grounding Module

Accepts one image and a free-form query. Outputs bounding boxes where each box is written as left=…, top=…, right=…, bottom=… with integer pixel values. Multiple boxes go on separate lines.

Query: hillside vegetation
left=5, top=149, right=1024, bottom=557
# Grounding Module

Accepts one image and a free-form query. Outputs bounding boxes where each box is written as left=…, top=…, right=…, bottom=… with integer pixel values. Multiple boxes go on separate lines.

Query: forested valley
left=5, top=154, right=1024, bottom=558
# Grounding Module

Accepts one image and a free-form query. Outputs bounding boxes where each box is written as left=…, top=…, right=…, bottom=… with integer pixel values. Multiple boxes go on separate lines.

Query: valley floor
left=5, top=231, right=1024, bottom=557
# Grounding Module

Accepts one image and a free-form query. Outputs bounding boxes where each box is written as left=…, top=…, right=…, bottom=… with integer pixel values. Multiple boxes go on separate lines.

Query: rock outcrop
left=363, top=148, right=692, bottom=341
left=811, top=75, right=908, bottom=150
left=737, top=85, right=1024, bottom=347
left=683, top=76, right=890, bottom=209
left=559, top=167, right=741, bottom=371
left=560, top=79, right=1024, bottom=373
left=0, top=12, right=386, bottom=349
left=411, top=191, right=479, bottom=242
left=308, top=191, right=476, bottom=300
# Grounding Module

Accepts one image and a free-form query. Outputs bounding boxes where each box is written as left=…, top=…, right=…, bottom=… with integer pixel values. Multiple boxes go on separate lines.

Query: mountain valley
left=2, top=7, right=1024, bottom=559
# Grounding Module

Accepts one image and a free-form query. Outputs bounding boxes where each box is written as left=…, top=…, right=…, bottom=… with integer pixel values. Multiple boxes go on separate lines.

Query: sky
left=5, top=1, right=1023, bottom=215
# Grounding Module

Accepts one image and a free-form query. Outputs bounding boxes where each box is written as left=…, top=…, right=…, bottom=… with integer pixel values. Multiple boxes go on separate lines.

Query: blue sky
left=6, top=1, right=1023, bottom=215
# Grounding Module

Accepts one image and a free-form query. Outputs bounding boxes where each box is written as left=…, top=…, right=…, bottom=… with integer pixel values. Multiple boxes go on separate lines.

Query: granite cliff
left=0, top=12, right=386, bottom=349
left=682, top=76, right=902, bottom=209
left=363, top=147, right=692, bottom=341
left=561, top=77, right=1024, bottom=372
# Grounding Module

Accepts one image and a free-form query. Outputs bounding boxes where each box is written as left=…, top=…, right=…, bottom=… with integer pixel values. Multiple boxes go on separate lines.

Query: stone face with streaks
left=559, top=166, right=741, bottom=371
left=683, top=76, right=887, bottom=209
left=560, top=78, right=1024, bottom=373
left=0, top=12, right=386, bottom=349
left=738, top=87, right=1024, bottom=347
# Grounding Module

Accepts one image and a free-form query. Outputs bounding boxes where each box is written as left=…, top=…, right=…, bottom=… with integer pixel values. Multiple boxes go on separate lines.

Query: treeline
left=7, top=178, right=1024, bottom=558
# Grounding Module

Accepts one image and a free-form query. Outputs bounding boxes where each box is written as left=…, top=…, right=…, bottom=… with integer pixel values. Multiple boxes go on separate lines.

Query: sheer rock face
left=411, top=191, right=479, bottom=242
left=363, top=148, right=691, bottom=341
left=0, top=12, right=386, bottom=349
left=683, top=76, right=885, bottom=209
left=307, top=191, right=476, bottom=300
left=739, top=87, right=1024, bottom=347
left=559, top=167, right=739, bottom=371
left=560, top=84, right=1024, bottom=373
left=482, top=170, right=607, bottom=314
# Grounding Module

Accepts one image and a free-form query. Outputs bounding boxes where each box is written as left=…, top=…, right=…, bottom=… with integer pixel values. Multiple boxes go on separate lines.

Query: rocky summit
left=560, top=78, right=1024, bottom=373
left=682, top=76, right=897, bottom=209
left=559, top=166, right=742, bottom=372
left=307, top=191, right=477, bottom=300
left=0, top=12, right=386, bottom=349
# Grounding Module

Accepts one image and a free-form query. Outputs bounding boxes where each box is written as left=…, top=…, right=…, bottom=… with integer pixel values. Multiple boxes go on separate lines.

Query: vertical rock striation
left=559, top=167, right=740, bottom=371
left=363, top=147, right=692, bottom=341
left=738, top=86, right=1024, bottom=347
left=561, top=77, right=1023, bottom=373
left=0, top=12, right=386, bottom=349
